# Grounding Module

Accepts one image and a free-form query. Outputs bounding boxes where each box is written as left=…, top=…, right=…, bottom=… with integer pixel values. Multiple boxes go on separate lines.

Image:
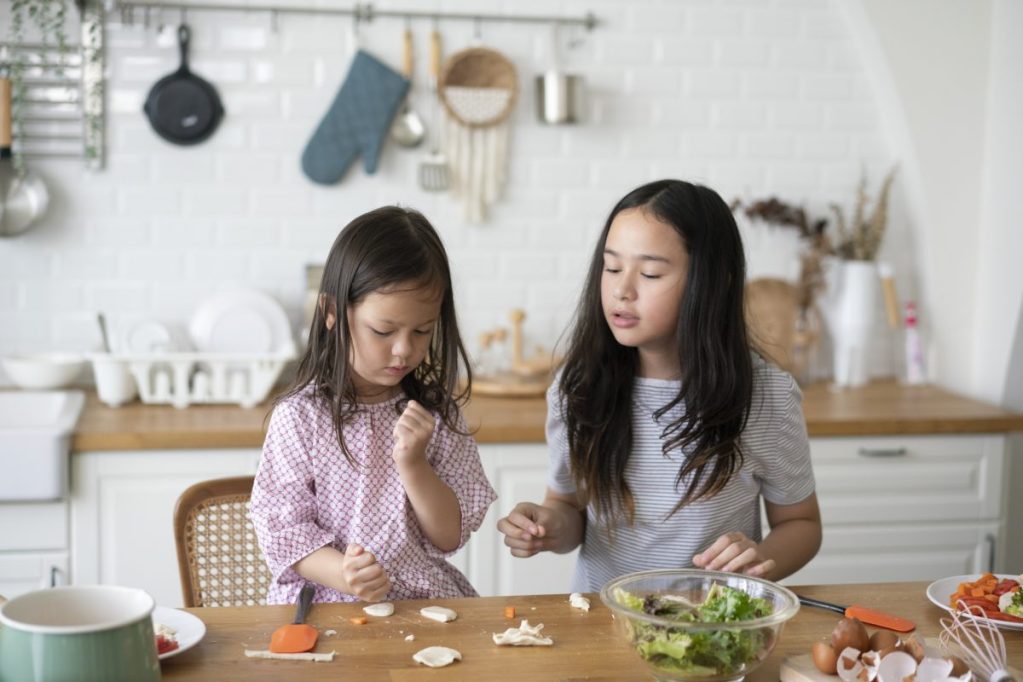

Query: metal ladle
left=0, top=76, right=50, bottom=237
left=391, top=27, right=426, bottom=148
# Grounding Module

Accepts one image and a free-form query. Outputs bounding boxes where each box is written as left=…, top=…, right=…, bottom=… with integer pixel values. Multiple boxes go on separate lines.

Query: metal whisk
left=939, top=601, right=1016, bottom=682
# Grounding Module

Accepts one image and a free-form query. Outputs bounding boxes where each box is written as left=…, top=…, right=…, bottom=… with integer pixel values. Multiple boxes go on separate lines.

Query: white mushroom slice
left=324, top=629, right=337, bottom=636
left=837, top=647, right=864, bottom=682
left=405, top=633, right=415, bottom=642
left=419, top=606, right=458, bottom=623
left=492, top=619, right=554, bottom=647
left=244, top=649, right=336, bottom=662
left=877, top=651, right=917, bottom=682
left=412, top=646, right=462, bottom=668
left=915, top=657, right=955, bottom=682
left=568, top=592, right=591, bottom=612
left=362, top=602, right=394, bottom=617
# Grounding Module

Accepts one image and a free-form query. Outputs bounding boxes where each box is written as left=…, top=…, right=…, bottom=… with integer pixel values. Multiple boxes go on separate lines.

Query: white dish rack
left=109, top=347, right=296, bottom=409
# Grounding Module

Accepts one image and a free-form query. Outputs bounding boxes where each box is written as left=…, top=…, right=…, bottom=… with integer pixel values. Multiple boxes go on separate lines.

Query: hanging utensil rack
left=113, top=1, right=598, bottom=31
left=0, top=0, right=106, bottom=170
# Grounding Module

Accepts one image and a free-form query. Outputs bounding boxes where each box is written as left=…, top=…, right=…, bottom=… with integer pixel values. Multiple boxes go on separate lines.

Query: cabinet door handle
left=857, top=447, right=908, bottom=458
left=50, top=565, right=60, bottom=588
left=985, top=533, right=997, bottom=573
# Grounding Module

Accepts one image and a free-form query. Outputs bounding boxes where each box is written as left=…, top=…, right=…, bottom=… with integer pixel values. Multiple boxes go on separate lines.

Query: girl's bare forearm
left=397, top=460, right=462, bottom=552
left=294, top=546, right=350, bottom=593
left=757, top=518, right=822, bottom=580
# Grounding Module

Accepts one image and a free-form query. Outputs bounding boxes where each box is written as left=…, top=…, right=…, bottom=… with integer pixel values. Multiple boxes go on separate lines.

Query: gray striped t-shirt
left=547, top=356, right=815, bottom=593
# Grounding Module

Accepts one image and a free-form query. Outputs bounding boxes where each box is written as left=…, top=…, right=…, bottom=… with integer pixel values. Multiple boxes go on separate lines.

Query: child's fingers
left=693, top=532, right=745, bottom=567
left=345, top=543, right=365, bottom=557
left=744, top=559, right=775, bottom=578
left=503, top=505, right=543, bottom=536
left=721, top=546, right=760, bottom=574
left=705, top=542, right=745, bottom=571
left=401, top=401, right=435, bottom=431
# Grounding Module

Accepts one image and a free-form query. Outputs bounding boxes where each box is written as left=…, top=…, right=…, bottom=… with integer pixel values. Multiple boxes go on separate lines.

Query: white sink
left=0, top=390, right=85, bottom=500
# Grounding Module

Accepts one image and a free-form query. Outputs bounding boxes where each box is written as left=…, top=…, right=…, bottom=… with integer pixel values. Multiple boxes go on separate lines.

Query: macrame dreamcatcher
left=438, top=46, right=518, bottom=223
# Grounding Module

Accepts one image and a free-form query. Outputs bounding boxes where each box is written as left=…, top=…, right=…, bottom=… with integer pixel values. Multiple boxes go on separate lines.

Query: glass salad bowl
left=600, top=568, right=799, bottom=682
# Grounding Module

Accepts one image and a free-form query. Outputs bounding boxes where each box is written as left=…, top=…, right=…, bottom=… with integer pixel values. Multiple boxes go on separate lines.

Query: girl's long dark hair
left=560, top=180, right=753, bottom=523
left=275, top=206, right=471, bottom=462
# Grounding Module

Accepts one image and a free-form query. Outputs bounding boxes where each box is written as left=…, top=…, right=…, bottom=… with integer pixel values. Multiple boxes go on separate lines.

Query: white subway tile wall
left=0, top=0, right=911, bottom=374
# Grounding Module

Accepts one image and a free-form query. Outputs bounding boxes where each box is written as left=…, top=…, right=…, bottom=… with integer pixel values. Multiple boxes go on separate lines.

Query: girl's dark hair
left=559, top=179, right=753, bottom=523
left=275, top=206, right=471, bottom=461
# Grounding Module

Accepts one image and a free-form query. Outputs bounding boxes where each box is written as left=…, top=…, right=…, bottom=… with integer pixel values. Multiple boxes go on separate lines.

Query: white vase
left=822, top=260, right=879, bottom=387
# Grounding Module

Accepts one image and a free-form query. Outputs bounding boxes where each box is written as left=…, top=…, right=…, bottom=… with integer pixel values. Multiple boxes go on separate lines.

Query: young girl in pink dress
left=251, top=206, right=496, bottom=605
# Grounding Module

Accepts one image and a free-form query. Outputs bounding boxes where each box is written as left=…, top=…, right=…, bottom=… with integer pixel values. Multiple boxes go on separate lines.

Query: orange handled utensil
left=269, top=584, right=319, bottom=653
left=799, top=596, right=916, bottom=632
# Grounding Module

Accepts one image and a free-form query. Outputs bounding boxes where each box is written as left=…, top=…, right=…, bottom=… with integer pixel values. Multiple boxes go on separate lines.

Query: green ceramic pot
left=0, top=585, right=160, bottom=682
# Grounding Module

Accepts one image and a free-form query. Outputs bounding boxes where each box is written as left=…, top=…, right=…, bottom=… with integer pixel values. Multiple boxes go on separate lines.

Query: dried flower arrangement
left=731, top=196, right=831, bottom=313
left=829, top=165, right=898, bottom=261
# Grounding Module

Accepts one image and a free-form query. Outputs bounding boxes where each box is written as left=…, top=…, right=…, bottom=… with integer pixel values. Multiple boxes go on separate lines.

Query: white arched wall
left=844, top=0, right=1022, bottom=403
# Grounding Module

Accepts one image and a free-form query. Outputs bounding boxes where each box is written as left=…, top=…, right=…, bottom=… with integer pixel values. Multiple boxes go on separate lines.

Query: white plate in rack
left=189, top=289, right=293, bottom=354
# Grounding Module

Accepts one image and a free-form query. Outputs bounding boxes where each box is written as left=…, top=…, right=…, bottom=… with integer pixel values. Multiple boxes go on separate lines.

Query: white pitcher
left=821, top=259, right=880, bottom=387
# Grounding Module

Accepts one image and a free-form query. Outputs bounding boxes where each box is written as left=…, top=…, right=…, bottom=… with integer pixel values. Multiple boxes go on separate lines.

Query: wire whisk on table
left=939, top=600, right=1016, bottom=682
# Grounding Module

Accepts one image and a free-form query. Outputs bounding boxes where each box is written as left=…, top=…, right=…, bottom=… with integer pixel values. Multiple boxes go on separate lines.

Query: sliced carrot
left=349, top=616, right=368, bottom=625
left=504, top=606, right=516, bottom=619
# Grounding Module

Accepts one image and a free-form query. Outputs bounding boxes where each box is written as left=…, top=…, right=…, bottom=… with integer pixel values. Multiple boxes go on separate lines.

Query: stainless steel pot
left=0, top=77, right=49, bottom=237
left=535, top=71, right=584, bottom=125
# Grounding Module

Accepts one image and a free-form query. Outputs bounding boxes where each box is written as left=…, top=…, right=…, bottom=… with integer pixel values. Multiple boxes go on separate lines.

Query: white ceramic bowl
left=2, top=353, right=87, bottom=390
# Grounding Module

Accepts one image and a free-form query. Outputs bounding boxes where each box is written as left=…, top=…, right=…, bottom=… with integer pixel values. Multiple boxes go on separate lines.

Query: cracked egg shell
left=915, top=657, right=954, bottom=682
left=869, top=630, right=899, bottom=652
left=837, top=647, right=865, bottom=682
left=877, top=651, right=917, bottom=682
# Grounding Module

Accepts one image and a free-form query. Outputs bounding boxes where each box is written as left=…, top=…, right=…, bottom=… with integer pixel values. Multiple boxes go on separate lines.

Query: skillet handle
left=294, top=583, right=315, bottom=625
left=177, top=24, right=191, bottom=70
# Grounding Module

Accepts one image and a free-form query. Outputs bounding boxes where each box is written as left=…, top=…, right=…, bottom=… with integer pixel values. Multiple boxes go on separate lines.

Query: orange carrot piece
left=504, top=606, right=516, bottom=619
left=350, top=616, right=368, bottom=625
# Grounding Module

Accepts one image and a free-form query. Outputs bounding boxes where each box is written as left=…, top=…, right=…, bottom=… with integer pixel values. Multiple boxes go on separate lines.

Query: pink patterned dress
left=250, top=387, right=497, bottom=605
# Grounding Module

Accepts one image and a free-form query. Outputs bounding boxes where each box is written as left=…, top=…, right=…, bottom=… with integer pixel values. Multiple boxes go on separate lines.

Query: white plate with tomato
left=153, top=606, right=206, bottom=660
left=925, top=573, right=1023, bottom=630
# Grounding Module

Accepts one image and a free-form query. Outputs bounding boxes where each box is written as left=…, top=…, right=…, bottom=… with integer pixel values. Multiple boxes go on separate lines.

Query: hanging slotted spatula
left=269, top=584, right=318, bottom=653
left=417, top=28, right=449, bottom=191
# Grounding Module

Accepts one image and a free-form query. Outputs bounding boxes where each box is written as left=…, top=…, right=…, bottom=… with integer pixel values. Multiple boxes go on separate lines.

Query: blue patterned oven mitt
left=301, top=50, right=410, bottom=185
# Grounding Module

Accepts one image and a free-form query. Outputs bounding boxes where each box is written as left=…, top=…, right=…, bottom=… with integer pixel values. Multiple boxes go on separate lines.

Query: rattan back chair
left=173, top=476, right=272, bottom=608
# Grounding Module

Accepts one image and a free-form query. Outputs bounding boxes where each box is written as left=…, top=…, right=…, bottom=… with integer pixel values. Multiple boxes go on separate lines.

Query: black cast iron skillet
left=143, top=24, right=224, bottom=145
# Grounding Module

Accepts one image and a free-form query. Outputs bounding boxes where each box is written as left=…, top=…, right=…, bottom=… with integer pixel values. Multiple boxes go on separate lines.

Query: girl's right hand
left=341, top=543, right=391, bottom=602
left=497, top=502, right=559, bottom=558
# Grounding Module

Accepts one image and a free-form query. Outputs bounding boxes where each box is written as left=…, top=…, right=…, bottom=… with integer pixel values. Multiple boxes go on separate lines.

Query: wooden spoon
left=269, top=584, right=318, bottom=653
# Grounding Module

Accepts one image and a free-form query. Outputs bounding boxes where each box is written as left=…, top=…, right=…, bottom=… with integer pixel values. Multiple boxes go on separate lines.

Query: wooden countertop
left=160, top=583, right=1022, bottom=681
left=71, top=381, right=1023, bottom=452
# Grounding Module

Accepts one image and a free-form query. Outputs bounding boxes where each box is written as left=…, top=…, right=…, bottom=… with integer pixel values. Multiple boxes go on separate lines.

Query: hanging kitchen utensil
left=0, top=76, right=50, bottom=237
left=439, top=43, right=518, bottom=222
left=798, top=595, right=916, bottom=632
left=269, top=584, right=318, bottom=654
left=391, top=27, right=425, bottom=148
left=143, top=24, right=224, bottom=146
left=301, top=49, right=409, bottom=185
left=417, top=27, right=449, bottom=191
left=535, top=25, right=584, bottom=125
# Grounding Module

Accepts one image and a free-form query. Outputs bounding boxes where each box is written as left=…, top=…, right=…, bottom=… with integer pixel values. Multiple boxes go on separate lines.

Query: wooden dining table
left=161, top=582, right=1022, bottom=681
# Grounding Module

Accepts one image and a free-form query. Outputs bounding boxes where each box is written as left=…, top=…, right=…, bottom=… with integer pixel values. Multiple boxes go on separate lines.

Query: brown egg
left=812, top=640, right=839, bottom=674
left=868, top=629, right=899, bottom=652
left=831, top=617, right=870, bottom=654
left=948, top=655, right=969, bottom=676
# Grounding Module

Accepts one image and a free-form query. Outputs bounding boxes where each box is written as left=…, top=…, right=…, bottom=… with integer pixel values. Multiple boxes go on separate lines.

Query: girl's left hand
left=392, top=400, right=436, bottom=466
left=692, top=532, right=776, bottom=578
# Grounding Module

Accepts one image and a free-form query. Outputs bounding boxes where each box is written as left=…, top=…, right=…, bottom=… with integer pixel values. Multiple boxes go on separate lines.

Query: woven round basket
left=438, top=46, right=519, bottom=128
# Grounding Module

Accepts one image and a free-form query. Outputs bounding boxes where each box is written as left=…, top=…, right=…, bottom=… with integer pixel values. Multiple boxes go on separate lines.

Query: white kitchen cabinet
left=0, top=501, right=70, bottom=598
left=70, top=449, right=260, bottom=607
left=791, top=434, right=1009, bottom=585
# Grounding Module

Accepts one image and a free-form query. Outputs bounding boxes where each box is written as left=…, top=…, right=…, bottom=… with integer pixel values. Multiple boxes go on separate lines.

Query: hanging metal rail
left=113, top=1, right=598, bottom=30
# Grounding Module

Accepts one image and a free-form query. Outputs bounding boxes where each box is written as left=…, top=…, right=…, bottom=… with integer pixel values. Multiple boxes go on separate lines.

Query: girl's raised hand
left=341, top=543, right=391, bottom=602
left=392, top=400, right=436, bottom=466
left=692, top=531, right=776, bottom=578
